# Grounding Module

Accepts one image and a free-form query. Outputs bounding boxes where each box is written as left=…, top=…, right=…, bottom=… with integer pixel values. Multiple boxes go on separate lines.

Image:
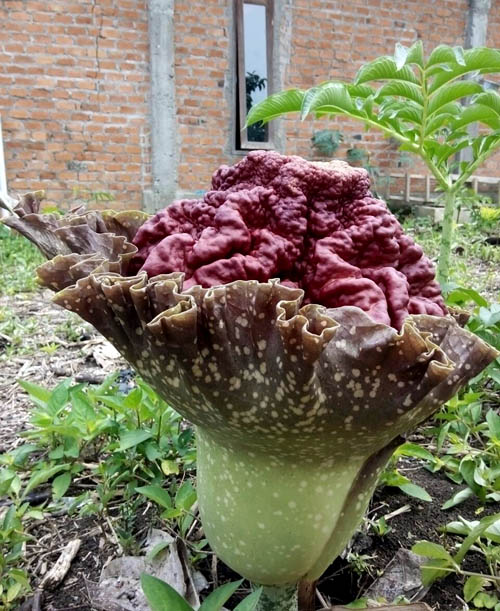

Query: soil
left=320, top=461, right=497, bottom=610
left=1, top=288, right=498, bottom=611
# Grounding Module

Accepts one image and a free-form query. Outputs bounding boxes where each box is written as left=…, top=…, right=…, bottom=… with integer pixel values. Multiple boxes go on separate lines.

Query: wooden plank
left=404, top=173, right=411, bottom=203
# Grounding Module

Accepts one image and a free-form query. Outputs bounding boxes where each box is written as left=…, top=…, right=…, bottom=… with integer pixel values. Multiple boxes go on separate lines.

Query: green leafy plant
left=413, top=513, right=500, bottom=609
left=0, top=505, right=33, bottom=609
left=378, top=442, right=433, bottom=502
left=247, top=42, right=500, bottom=283
left=0, top=471, right=44, bottom=609
left=0, top=225, right=43, bottom=295
left=0, top=375, right=197, bottom=561
left=410, top=287, right=500, bottom=509
left=311, top=129, right=343, bottom=156
left=141, top=574, right=262, bottom=611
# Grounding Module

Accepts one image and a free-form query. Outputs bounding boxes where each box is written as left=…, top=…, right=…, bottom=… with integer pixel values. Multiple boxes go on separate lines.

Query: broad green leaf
left=136, top=485, right=172, bottom=509
left=423, top=102, right=463, bottom=136
left=430, top=47, right=500, bottom=93
left=395, top=442, right=434, bottom=462
left=175, top=481, right=196, bottom=511
left=464, top=575, right=486, bottom=602
left=434, top=139, right=472, bottom=166
left=9, top=569, right=30, bottom=588
left=2, top=504, right=16, bottom=530
left=246, top=89, right=305, bottom=126
left=398, top=482, right=432, bottom=502
left=378, top=99, right=422, bottom=125
left=474, top=91, right=500, bottom=116
left=18, top=379, right=51, bottom=406
left=445, top=287, right=488, bottom=307
left=454, top=512, right=500, bottom=564
left=427, top=81, right=483, bottom=117
left=420, top=558, right=454, bottom=586
left=459, top=459, right=478, bottom=492
left=444, top=517, right=500, bottom=544
left=10, top=444, right=39, bottom=467
left=301, top=82, right=358, bottom=119
left=375, top=81, right=424, bottom=105
left=412, top=541, right=454, bottom=561
left=441, top=487, right=474, bottom=510
left=23, top=464, right=69, bottom=498
left=141, top=573, right=193, bottom=611
left=146, top=541, right=170, bottom=561
left=355, top=56, right=419, bottom=85
left=46, top=378, right=73, bottom=415
left=200, top=580, right=243, bottom=611
left=233, top=588, right=263, bottom=611
left=452, top=104, right=500, bottom=131
left=6, top=581, right=23, bottom=603
left=52, top=472, right=71, bottom=499
left=405, top=40, right=424, bottom=68
left=426, top=44, right=457, bottom=68
left=344, top=599, right=369, bottom=609
left=486, top=409, right=500, bottom=439
left=300, top=86, right=322, bottom=119
left=118, top=429, right=152, bottom=450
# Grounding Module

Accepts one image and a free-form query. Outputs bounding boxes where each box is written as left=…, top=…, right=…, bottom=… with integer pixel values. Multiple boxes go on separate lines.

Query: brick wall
left=0, top=0, right=150, bottom=209
left=1, top=0, right=499, bottom=210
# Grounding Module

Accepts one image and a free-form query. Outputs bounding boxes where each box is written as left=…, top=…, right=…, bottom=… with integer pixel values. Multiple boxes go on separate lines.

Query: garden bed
left=1, top=219, right=499, bottom=611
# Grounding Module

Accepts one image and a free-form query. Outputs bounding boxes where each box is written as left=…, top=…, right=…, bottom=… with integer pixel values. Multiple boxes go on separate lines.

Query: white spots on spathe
left=388, top=373, right=397, bottom=382
left=257, top=522, right=265, bottom=529
left=334, top=372, right=343, bottom=382
left=229, top=377, right=241, bottom=391
left=288, top=500, right=296, bottom=508
left=257, top=339, right=267, bottom=351
left=352, top=368, right=360, bottom=378
left=403, top=396, right=413, bottom=407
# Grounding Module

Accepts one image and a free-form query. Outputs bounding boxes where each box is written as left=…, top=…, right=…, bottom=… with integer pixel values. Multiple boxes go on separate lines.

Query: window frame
left=235, top=0, right=274, bottom=150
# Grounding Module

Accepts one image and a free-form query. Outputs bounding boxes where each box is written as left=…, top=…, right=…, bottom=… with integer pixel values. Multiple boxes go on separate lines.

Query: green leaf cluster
left=141, top=574, right=262, bottom=611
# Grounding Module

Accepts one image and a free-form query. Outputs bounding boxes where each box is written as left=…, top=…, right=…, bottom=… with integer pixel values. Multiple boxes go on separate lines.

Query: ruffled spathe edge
left=4, top=197, right=499, bottom=460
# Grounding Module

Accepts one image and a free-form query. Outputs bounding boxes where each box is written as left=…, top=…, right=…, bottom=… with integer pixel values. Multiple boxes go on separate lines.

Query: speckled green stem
left=195, top=426, right=376, bottom=585
left=256, top=584, right=298, bottom=611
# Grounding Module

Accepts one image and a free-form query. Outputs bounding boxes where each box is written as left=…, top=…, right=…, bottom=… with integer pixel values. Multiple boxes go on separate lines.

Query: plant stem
left=256, top=584, right=298, bottom=611
left=436, top=189, right=456, bottom=285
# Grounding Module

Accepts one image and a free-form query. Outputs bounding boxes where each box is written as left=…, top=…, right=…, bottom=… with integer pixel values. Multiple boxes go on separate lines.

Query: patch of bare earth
left=0, top=288, right=127, bottom=453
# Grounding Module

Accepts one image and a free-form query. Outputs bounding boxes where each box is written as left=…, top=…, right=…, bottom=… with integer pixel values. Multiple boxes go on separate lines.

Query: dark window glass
left=236, top=0, right=273, bottom=150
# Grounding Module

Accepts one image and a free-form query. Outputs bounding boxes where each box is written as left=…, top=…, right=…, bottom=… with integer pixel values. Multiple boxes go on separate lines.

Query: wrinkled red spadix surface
left=132, top=151, right=446, bottom=329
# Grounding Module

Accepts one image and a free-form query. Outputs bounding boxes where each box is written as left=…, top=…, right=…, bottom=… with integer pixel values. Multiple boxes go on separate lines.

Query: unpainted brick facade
left=1, top=0, right=500, bottom=210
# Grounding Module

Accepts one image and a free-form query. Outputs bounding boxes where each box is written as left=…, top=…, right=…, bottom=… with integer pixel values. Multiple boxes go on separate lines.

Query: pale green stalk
left=436, top=189, right=457, bottom=284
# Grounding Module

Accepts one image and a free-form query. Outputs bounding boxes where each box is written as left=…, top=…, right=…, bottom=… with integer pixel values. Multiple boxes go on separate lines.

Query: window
left=235, top=0, right=274, bottom=150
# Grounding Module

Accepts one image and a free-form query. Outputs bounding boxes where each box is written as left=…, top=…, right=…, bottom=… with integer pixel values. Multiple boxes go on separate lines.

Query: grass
left=0, top=226, right=43, bottom=296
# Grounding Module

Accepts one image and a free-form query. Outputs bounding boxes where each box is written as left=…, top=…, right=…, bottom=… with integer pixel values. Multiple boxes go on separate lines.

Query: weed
left=0, top=226, right=43, bottom=296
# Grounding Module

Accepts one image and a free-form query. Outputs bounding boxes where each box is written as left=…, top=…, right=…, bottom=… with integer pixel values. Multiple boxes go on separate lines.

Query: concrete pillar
left=465, top=0, right=491, bottom=49
left=145, top=0, right=178, bottom=213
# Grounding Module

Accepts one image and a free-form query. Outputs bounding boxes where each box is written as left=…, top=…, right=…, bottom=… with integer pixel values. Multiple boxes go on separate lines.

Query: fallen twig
left=40, top=538, right=81, bottom=589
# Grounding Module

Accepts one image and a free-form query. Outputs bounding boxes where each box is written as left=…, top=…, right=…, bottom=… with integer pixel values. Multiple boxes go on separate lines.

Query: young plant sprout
left=5, top=152, right=498, bottom=610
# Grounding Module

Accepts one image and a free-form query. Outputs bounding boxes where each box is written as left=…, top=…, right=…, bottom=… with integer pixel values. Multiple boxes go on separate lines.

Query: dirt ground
left=1, top=288, right=497, bottom=611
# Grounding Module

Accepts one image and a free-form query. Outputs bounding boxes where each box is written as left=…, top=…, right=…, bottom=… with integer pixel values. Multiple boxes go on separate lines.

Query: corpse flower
left=5, top=151, right=498, bottom=610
